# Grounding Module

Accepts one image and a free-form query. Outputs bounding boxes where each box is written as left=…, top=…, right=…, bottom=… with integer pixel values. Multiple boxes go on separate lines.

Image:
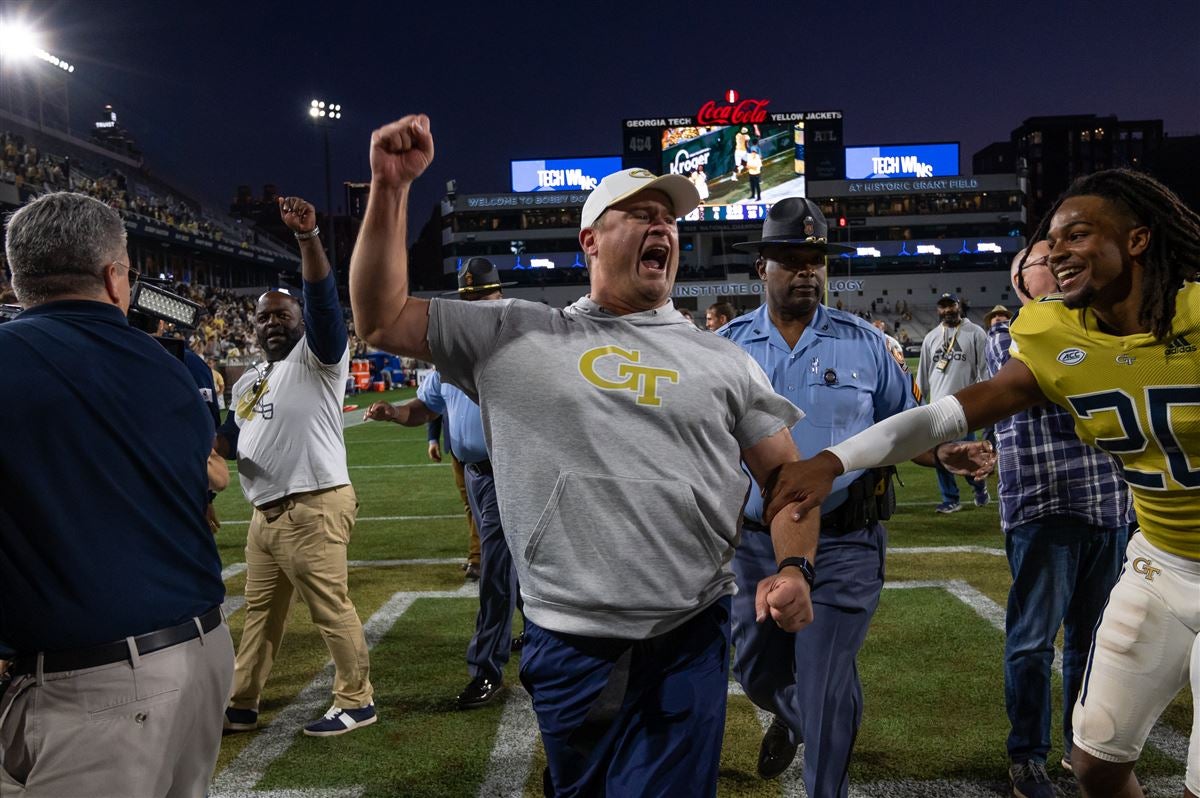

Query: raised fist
left=277, top=196, right=317, bottom=234
left=369, top=114, right=434, bottom=188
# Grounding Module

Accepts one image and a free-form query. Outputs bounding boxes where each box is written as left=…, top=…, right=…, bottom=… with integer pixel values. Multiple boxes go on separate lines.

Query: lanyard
left=941, top=324, right=961, bottom=355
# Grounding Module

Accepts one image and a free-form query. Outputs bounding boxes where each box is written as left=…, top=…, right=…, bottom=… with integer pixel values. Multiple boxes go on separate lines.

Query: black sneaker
left=510, top=633, right=527, bottom=652
left=456, top=675, right=503, bottom=709
left=223, top=706, right=258, bottom=733
left=464, top=563, right=481, bottom=581
left=1009, top=760, right=1053, bottom=798
left=757, top=716, right=799, bottom=780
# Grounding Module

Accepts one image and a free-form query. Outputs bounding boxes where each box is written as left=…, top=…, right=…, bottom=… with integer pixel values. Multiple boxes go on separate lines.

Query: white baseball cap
left=580, top=168, right=701, bottom=230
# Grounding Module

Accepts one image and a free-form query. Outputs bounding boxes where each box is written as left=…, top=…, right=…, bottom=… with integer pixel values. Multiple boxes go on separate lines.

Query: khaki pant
left=451, top=455, right=481, bottom=566
left=0, top=621, right=233, bottom=798
left=229, top=484, right=372, bottom=710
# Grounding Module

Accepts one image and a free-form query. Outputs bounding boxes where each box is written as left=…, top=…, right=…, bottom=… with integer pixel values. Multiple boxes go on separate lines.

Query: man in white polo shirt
left=216, top=195, right=374, bottom=738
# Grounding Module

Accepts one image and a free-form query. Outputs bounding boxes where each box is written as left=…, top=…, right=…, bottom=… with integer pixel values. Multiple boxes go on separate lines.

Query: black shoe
left=510, top=633, right=527, bottom=652
left=456, top=675, right=503, bottom=709
left=464, top=563, right=481, bottom=581
left=757, top=716, right=799, bottom=779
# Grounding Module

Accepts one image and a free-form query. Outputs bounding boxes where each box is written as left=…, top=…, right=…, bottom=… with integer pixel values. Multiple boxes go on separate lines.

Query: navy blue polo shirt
left=0, top=299, right=224, bottom=652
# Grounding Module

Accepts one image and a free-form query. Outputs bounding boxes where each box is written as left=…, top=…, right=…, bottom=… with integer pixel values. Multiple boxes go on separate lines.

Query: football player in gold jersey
left=762, top=168, right=1200, bottom=798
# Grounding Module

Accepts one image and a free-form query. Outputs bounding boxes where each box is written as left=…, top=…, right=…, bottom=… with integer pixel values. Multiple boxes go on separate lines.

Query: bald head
left=255, top=290, right=304, bottom=362
left=1011, top=240, right=1055, bottom=306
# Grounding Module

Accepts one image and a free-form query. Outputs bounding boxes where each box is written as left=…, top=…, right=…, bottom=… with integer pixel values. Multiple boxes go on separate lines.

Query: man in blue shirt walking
left=720, top=198, right=919, bottom=798
left=366, top=258, right=519, bottom=709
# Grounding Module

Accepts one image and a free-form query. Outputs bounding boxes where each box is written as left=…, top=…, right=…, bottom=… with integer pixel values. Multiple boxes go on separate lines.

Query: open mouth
left=1055, top=264, right=1085, bottom=291
left=640, top=245, right=669, bottom=274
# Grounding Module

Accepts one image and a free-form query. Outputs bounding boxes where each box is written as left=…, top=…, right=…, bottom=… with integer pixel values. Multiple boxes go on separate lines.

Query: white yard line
left=889, top=546, right=1004, bottom=556
left=209, top=572, right=1188, bottom=797
left=210, top=583, right=477, bottom=797
left=221, top=513, right=461, bottom=527
left=476, top=686, right=540, bottom=798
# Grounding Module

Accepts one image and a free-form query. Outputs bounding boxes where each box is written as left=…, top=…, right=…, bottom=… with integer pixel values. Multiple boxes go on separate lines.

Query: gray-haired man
left=0, top=192, right=232, bottom=797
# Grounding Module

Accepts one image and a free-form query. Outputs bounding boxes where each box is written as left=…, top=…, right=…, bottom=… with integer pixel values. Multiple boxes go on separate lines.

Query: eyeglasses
left=113, top=261, right=141, bottom=283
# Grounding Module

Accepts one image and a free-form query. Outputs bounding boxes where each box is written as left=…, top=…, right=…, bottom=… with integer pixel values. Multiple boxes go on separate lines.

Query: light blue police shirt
left=417, top=369, right=490, bottom=465
left=719, top=302, right=918, bottom=522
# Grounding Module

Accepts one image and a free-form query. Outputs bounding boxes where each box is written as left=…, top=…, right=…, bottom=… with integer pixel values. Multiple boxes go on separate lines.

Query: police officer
left=365, top=257, right=520, bottom=709
left=720, top=198, right=919, bottom=798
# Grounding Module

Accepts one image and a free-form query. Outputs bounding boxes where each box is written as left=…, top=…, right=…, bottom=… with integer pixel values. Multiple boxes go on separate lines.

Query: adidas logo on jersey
left=1165, top=334, right=1196, bottom=356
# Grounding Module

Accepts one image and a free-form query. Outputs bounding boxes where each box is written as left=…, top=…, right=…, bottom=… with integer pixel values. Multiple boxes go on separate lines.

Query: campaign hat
left=731, top=197, right=855, bottom=254
left=442, top=257, right=516, bottom=296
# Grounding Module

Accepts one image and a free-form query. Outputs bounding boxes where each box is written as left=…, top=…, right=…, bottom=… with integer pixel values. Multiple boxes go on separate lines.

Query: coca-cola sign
left=696, top=89, right=770, bottom=125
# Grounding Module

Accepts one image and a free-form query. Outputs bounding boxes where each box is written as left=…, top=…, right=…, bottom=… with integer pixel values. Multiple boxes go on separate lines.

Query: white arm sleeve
left=826, top=395, right=968, bottom=473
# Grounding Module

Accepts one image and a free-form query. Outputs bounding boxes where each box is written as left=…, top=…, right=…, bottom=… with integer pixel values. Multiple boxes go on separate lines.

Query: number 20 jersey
left=1009, top=281, right=1200, bottom=559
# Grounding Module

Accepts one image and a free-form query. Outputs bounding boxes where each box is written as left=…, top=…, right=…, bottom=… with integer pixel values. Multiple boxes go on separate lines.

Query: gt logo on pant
left=578, top=345, right=679, bottom=406
left=1131, top=557, right=1162, bottom=582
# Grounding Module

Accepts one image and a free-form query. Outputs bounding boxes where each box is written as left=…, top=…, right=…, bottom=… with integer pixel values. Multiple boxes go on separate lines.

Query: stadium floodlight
left=0, top=21, right=75, bottom=72
left=0, top=20, right=38, bottom=60
left=309, top=99, right=341, bottom=124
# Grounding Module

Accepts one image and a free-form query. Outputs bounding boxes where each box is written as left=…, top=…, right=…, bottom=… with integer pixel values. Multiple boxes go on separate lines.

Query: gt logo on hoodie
left=578, top=345, right=679, bottom=406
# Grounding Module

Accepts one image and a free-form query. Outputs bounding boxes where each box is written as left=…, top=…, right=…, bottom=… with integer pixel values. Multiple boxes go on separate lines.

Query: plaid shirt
left=985, top=320, right=1132, bottom=532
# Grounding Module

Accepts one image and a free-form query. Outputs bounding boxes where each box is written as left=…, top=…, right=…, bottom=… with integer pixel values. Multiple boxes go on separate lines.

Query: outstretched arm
left=349, top=114, right=436, bottom=360
left=363, top=396, right=439, bottom=427
left=763, top=357, right=1044, bottom=521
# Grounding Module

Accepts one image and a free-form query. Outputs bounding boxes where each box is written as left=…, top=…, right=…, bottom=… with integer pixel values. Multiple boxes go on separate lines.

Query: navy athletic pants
left=519, top=597, right=731, bottom=797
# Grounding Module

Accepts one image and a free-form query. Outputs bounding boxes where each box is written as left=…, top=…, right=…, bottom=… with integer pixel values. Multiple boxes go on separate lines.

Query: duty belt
left=465, top=459, right=493, bottom=477
left=10, top=606, right=223, bottom=676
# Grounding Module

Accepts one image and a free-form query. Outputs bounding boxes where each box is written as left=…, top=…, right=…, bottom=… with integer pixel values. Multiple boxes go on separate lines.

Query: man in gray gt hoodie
left=349, top=114, right=820, bottom=798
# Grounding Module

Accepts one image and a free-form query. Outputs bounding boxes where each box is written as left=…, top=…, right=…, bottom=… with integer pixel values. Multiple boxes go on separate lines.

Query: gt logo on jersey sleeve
left=578, top=345, right=679, bottom=407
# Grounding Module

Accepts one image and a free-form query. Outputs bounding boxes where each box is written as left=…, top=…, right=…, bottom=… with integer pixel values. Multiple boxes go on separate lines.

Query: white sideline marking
left=230, top=463, right=449, bottom=472
left=223, top=563, right=248, bottom=580
left=896, top=580, right=1190, bottom=768
left=210, top=573, right=1189, bottom=796
left=221, top=514, right=461, bottom=527
left=889, top=546, right=1004, bottom=557
left=218, top=559, right=470, bottom=620
left=210, top=583, right=477, bottom=797
left=210, top=789, right=364, bottom=798
left=477, top=686, right=539, bottom=798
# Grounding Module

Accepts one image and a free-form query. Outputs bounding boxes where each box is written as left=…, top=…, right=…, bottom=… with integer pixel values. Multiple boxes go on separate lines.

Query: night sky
left=10, top=0, right=1200, bottom=233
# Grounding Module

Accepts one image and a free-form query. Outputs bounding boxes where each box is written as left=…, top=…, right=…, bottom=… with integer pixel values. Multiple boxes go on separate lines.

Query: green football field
left=208, top=386, right=1193, bottom=798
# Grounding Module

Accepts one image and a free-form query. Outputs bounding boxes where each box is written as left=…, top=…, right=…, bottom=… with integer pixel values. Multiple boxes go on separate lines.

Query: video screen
left=661, top=122, right=806, bottom=211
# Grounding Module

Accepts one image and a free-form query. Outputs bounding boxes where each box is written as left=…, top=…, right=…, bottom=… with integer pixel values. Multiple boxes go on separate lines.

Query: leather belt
left=466, top=459, right=493, bottom=477
left=256, top=485, right=340, bottom=513
left=10, top=606, right=223, bottom=677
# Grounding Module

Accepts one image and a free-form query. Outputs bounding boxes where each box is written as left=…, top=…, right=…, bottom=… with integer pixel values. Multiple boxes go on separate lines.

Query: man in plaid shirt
left=986, top=241, right=1133, bottom=798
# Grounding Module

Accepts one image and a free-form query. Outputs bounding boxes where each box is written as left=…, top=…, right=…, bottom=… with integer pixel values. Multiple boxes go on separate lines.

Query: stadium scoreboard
left=622, top=95, right=843, bottom=223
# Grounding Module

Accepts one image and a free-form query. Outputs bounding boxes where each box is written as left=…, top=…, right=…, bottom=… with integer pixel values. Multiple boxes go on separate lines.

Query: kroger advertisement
left=510, top=156, right=622, bottom=192
left=844, top=143, right=959, bottom=180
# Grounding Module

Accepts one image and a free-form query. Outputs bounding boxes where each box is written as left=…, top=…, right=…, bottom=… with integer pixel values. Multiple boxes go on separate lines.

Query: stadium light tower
left=308, top=98, right=342, bottom=268
left=0, top=19, right=76, bottom=131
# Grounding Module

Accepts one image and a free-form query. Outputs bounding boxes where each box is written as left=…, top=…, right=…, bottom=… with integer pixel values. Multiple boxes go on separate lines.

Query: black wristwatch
left=777, top=556, right=815, bottom=588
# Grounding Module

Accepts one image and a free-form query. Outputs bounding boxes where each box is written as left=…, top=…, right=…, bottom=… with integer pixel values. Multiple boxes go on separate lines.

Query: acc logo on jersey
left=578, top=345, right=679, bottom=406
left=1056, top=348, right=1087, bottom=366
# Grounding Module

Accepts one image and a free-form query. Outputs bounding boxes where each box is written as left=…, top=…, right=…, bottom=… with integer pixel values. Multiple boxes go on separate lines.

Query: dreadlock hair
left=1015, top=168, right=1200, bottom=340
